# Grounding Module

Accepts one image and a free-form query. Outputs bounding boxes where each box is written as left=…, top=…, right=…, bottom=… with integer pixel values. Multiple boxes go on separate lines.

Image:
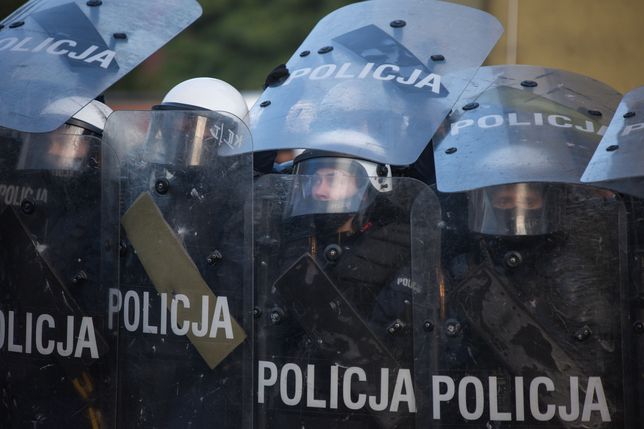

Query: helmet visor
left=468, top=183, right=563, bottom=236
left=287, top=157, right=371, bottom=217
left=144, top=110, right=245, bottom=166
left=16, top=124, right=93, bottom=172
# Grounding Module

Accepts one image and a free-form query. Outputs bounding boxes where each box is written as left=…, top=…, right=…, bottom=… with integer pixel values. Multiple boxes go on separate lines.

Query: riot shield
left=433, top=65, right=622, bottom=193
left=581, top=86, right=644, bottom=197
left=245, top=0, right=502, bottom=165
left=417, top=183, right=632, bottom=428
left=0, top=127, right=120, bottom=427
left=103, top=110, right=254, bottom=427
left=253, top=174, right=440, bottom=428
left=0, top=0, right=201, bottom=133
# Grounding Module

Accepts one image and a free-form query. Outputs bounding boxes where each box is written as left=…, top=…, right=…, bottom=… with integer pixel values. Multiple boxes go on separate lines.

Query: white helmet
left=157, top=77, right=249, bottom=121
left=18, top=98, right=112, bottom=172
left=41, top=97, right=112, bottom=135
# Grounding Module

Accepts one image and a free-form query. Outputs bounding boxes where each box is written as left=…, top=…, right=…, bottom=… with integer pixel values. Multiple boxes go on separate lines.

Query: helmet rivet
left=20, top=199, right=35, bottom=215
left=588, top=109, right=602, bottom=117
left=9, top=21, right=25, bottom=28
left=520, top=80, right=538, bottom=88
left=299, top=50, right=310, bottom=57
left=624, top=111, right=636, bottom=119
left=154, top=178, right=169, bottom=195
left=318, top=46, right=333, bottom=54
left=423, top=320, right=434, bottom=332
left=260, top=100, right=271, bottom=108
left=633, top=320, right=644, bottom=334
left=390, top=20, right=406, bottom=28
left=462, top=102, right=479, bottom=111
left=430, top=54, right=445, bottom=61
left=113, top=33, right=127, bottom=40
left=445, top=147, right=457, bottom=154
left=606, top=145, right=619, bottom=152
left=253, top=307, right=262, bottom=319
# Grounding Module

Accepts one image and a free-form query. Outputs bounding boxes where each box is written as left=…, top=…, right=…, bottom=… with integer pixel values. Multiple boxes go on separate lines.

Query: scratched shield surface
left=244, top=0, right=502, bottom=166
left=102, top=110, right=254, bottom=427
left=0, top=0, right=201, bottom=133
left=414, top=182, right=631, bottom=428
left=252, top=173, right=440, bottom=428
left=0, top=126, right=120, bottom=427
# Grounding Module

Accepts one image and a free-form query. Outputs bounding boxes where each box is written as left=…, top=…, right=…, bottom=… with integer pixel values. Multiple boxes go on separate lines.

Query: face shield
left=16, top=124, right=95, bottom=174
left=143, top=110, right=244, bottom=166
left=467, top=183, right=563, bottom=236
left=287, top=157, right=375, bottom=218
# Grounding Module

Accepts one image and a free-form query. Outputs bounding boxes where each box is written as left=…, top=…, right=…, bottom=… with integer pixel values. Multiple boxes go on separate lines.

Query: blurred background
left=2, top=0, right=643, bottom=109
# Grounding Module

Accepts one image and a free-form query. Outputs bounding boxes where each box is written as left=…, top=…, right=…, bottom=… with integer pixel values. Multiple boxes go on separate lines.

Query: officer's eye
left=493, top=196, right=514, bottom=209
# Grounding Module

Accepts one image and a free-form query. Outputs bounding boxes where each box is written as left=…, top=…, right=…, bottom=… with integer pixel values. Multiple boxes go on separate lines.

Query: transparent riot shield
left=253, top=174, right=439, bottom=428
left=0, top=127, right=119, bottom=427
left=416, top=183, right=631, bottom=427
left=433, top=65, right=622, bottom=193
left=103, top=110, right=253, bottom=427
left=246, top=0, right=502, bottom=165
left=581, top=86, right=644, bottom=197
left=0, top=0, right=201, bottom=133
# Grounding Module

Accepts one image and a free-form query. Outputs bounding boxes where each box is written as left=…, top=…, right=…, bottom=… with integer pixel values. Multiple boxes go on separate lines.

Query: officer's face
left=312, top=167, right=359, bottom=201
left=490, top=184, right=544, bottom=210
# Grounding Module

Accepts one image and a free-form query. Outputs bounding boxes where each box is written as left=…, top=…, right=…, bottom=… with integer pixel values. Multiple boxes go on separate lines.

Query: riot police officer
left=431, top=64, right=627, bottom=428
left=254, top=148, right=428, bottom=428
left=0, top=98, right=115, bottom=428
left=581, top=85, right=644, bottom=426
left=109, top=77, right=254, bottom=428
left=240, top=1, right=503, bottom=426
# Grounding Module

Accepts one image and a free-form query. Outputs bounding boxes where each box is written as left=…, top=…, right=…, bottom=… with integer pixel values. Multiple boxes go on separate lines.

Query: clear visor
left=287, top=157, right=371, bottom=217
left=16, top=124, right=93, bottom=172
left=144, top=111, right=243, bottom=166
left=468, top=183, right=563, bottom=236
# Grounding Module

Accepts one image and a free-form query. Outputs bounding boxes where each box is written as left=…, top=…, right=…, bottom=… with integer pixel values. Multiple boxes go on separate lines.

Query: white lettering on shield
left=256, top=362, right=611, bottom=423
left=0, top=309, right=99, bottom=359
left=0, top=184, right=48, bottom=206
left=282, top=62, right=442, bottom=94
left=449, top=112, right=608, bottom=137
left=0, top=36, right=116, bottom=69
left=107, top=288, right=234, bottom=339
